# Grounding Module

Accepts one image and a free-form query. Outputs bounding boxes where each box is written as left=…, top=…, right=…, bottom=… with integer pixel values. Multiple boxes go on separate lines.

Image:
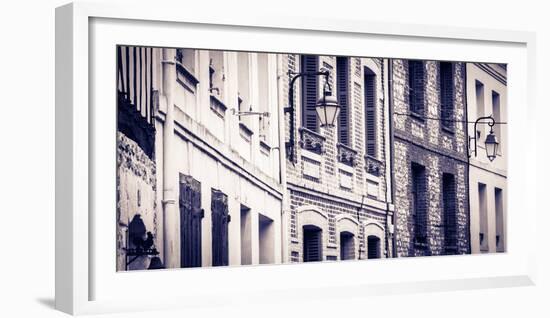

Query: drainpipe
left=463, top=63, right=472, bottom=254
left=276, top=54, right=289, bottom=264
left=162, top=48, right=178, bottom=268
left=388, top=59, right=397, bottom=258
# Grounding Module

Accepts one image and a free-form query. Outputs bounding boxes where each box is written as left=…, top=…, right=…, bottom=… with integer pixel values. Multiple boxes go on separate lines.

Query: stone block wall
left=116, top=132, right=159, bottom=270
left=392, top=59, right=470, bottom=257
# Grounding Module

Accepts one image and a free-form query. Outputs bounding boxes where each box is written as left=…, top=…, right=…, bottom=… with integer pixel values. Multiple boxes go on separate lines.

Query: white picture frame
left=55, top=1, right=537, bottom=315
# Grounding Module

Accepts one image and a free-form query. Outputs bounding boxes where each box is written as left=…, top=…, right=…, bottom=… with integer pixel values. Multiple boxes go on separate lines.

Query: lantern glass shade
left=316, top=94, right=340, bottom=127
left=484, top=131, right=499, bottom=162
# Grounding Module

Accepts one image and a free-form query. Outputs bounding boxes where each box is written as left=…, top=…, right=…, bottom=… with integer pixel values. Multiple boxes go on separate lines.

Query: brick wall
left=283, top=55, right=391, bottom=262
left=392, top=59, right=470, bottom=257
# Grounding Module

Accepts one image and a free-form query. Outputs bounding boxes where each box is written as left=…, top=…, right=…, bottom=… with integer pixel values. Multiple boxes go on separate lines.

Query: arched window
left=367, top=235, right=381, bottom=259
left=303, top=225, right=322, bottom=262
left=340, top=231, right=355, bottom=260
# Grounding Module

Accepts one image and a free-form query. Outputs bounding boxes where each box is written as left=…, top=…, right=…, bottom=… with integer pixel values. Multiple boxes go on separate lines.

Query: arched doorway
left=303, top=225, right=322, bottom=262
left=367, top=235, right=381, bottom=259
left=340, top=231, right=355, bottom=260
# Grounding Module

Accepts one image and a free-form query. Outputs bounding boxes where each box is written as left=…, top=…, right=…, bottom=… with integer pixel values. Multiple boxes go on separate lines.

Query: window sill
left=409, top=111, right=425, bottom=122
left=209, top=94, right=227, bottom=119
left=239, top=122, right=254, bottom=142
left=441, top=125, right=455, bottom=135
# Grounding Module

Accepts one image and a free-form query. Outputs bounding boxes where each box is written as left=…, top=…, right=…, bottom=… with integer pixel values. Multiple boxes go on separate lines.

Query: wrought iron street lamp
left=469, top=115, right=500, bottom=162
left=285, top=70, right=339, bottom=162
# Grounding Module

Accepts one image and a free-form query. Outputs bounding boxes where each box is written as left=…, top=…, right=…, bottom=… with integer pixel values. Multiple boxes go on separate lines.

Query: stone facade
left=391, top=59, right=470, bottom=257
left=116, top=132, right=159, bottom=270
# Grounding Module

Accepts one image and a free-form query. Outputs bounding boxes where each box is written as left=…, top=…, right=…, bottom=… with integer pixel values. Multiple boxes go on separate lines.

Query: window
left=475, top=80, right=485, bottom=140
left=301, top=55, right=320, bottom=132
left=257, top=53, right=270, bottom=142
left=440, top=62, right=454, bottom=131
left=478, top=183, right=488, bottom=253
left=211, top=189, right=230, bottom=266
left=442, top=173, right=457, bottom=254
left=179, top=174, right=203, bottom=268
left=411, top=163, right=427, bottom=253
left=367, top=236, right=381, bottom=259
left=408, top=61, right=425, bottom=116
left=258, top=214, right=275, bottom=264
left=339, top=231, right=355, bottom=260
left=240, top=205, right=251, bottom=265
left=237, top=52, right=251, bottom=123
left=337, top=57, right=350, bottom=145
left=492, top=91, right=501, bottom=148
left=364, top=67, right=377, bottom=157
left=303, top=225, right=322, bottom=262
left=209, top=51, right=224, bottom=98
left=176, top=48, right=196, bottom=74
left=495, top=187, right=504, bottom=252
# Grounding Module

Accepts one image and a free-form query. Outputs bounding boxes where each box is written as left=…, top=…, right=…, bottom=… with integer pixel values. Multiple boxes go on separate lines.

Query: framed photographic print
left=55, top=1, right=536, bottom=315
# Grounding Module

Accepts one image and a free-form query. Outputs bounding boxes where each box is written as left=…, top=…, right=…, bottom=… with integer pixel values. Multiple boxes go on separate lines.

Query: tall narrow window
left=179, top=174, right=203, bottom=268
left=237, top=52, right=251, bottom=122
left=339, top=231, right=355, bottom=260
left=209, top=51, right=224, bottom=98
left=478, top=183, right=488, bottom=253
left=337, top=57, right=350, bottom=145
left=495, top=187, right=504, bottom=252
left=303, top=225, right=322, bottom=262
left=440, top=62, right=454, bottom=131
left=240, top=205, right=251, bottom=265
left=411, top=163, right=427, bottom=254
left=301, top=55, right=319, bottom=132
left=364, top=68, right=377, bottom=157
left=211, top=189, right=230, bottom=266
left=257, top=53, right=270, bottom=142
left=492, top=91, right=501, bottom=149
left=408, top=61, right=425, bottom=115
left=442, top=173, right=457, bottom=254
left=367, top=236, right=381, bottom=259
left=475, top=80, right=485, bottom=140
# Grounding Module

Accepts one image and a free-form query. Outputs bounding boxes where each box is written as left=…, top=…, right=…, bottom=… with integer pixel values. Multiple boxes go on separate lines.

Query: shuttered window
left=364, top=68, right=377, bottom=157
left=408, top=61, right=425, bottom=115
left=301, top=55, right=319, bottom=132
left=337, top=57, right=350, bottom=145
left=442, top=173, right=458, bottom=254
left=303, top=225, right=322, bottom=262
left=411, top=163, right=428, bottom=254
left=340, top=232, right=355, bottom=260
left=440, top=62, right=454, bottom=130
left=211, top=189, right=230, bottom=266
left=179, top=174, right=203, bottom=268
left=367, top=235, right=381, bottom=259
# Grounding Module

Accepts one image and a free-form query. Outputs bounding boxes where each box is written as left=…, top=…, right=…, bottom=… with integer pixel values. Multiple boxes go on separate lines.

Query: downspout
left=161, top=48, right=178, bottom=268
left=276, top=54, right=289, bottom=263
left=463, top=63, right=472, bottom=254
left=388, top=59, right=397, bottom=258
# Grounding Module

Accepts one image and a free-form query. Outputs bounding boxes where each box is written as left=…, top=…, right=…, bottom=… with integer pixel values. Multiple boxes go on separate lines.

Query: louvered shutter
left=337, top=57, right=350, bottom=145
left=440, top=62, right=454, bottom=129
left=303, top=226, right=322, bottom=262
left=211, top=189, right=229, bottom=266
left=301, top=55, right=319, bottom=132
left=180, top=174, right=203, bottom=268
left=408, top=61, right=425, bottom=114
left=364, top=73, right=377, bottom=157
left=442, top=174, right=457, bottom=254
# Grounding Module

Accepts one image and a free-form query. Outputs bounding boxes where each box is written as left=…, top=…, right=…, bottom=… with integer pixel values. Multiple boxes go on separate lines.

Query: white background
left=0, top=0, right=548, bottom=317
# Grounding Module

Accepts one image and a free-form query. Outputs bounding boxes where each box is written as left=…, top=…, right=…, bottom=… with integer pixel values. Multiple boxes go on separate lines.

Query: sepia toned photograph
left=116, top=46, right=507, bottom=271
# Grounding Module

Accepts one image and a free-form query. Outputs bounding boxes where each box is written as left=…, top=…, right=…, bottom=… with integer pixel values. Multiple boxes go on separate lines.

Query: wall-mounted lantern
left=285, top=70, right=339, bottom=162
left=469, top=115, right=500, bottom=162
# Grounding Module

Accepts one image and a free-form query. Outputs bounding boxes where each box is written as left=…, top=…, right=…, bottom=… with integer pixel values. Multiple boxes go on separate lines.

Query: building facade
left=391, top=59, right=470, bottom=257
left=116, top=46, right=507, bottom=270
left=466, top=63, right=507, bottom=254
left=116, top=47, right=285, bottom=270
left=283, top=55, right=394, bottom=262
